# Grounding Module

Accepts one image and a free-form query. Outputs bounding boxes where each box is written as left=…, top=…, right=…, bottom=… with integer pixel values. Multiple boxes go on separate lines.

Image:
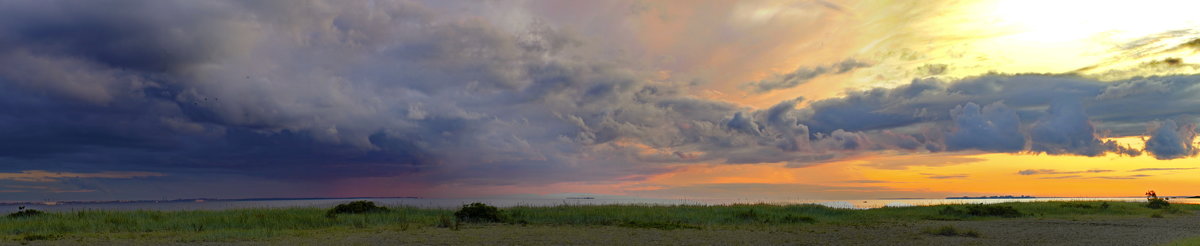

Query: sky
left=1, top=0, right=1200, bottom=201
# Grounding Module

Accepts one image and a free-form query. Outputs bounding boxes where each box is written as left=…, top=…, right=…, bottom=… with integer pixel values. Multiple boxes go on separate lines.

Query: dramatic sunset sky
left=2, top=0, right=1199, bottom=201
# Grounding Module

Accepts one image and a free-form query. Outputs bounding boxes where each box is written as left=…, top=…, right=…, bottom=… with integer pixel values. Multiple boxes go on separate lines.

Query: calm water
left=10, top=197, right=1198, bottom=212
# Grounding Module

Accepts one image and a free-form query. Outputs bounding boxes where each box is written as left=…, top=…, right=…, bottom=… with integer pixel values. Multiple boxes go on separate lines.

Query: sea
left=6, top=196, right=1198, bottom=212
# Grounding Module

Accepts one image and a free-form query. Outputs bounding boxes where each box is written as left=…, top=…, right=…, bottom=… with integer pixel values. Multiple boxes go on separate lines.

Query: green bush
left=1060, top=203, right=1095, bottom=209
left=7, top=209, right=45, bottom=218
left=326, top=201, right=389, bottom=217
left=938, top=206, right=965, bottom=217
left=19, top=233, right=60, bottom=241
left=734, top=209, right=761, bottom=221
left=1147, top=198, right=1170, bottom=209
left=965, top=204, right=1021, bottom=218
left=454, top=203, right=505, bottom=223
left=619, top=220, right=701, bottom=230
left=937, top=205, right=1021, bottom=218
left=779, top=214, right=817, bottom=224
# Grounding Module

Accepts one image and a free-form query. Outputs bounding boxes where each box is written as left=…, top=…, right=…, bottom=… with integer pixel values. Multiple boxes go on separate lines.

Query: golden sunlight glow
left=820, top=0, right=1200, bottom=98
left=614, top=0, right=1200, bottom=199
left=625, top=151, right=1200, bottom=199
left=968, top=0, right=1200, bottom=74
left=703, top=1, right=1200, bottom=108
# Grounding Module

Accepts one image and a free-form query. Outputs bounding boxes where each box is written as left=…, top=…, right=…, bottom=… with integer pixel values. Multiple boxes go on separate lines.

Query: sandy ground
left=15, top=214, right=1200, bottom=245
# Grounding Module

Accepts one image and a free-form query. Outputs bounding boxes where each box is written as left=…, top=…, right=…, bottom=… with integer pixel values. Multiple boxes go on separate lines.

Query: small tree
left=1146, top=190, right=1170, bottom=209
left=7, top=206, right=44, bottom=218
left=326, top=201, right=389, bottom=217
left=454, top=202, right=505, bottom=223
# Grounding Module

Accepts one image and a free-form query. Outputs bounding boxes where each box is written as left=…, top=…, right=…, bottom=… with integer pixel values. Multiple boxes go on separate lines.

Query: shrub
left=965, top=204, right=1021, bottom=218
left=619, top=220, right=701, bottom=230
left=436, top=214, right=456, bottom=229
left=326, top=201, right=389, bottom=217
left=454, top=203, right=505, bottom=223
left=1147, top=198, right=1170, bottom=209
left=19, top=233, right=60, bottom=241
left=734, top=209, right=761, bottom=221
left=1165, top=206, right=1185, bottom=214
left=924, top=225, right=981, bottom=237
left=1060, top=203, right=1094, bottom=209
left=7, top=209, right=45, bottom=218
left=779, top=214, right=817, bottom=224
left=938, top=206, right=965, bottom=217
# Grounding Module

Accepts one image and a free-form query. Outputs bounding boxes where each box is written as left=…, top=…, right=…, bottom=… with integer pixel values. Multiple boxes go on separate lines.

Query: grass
left=1165, top=235, right=1200, bottom=246
left=1, top=201, right=1196, bottom=242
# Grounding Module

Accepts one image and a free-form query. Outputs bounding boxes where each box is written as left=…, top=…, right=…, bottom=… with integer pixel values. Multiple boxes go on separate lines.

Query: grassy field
left=2, top=200, right=1198, bottom=244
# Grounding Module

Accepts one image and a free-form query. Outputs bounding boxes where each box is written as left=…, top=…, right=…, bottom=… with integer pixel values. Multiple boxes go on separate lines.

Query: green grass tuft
left=1147, top=199, right=1171, bottom=209
left=19, top=233, right=61, bottom=241
left=618, top=220, right=701, bottom=230
left=6, top=209, right=45, bottom=218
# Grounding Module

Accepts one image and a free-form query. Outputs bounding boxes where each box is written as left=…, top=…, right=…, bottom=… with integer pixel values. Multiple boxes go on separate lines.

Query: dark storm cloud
left=0, top=0, right=889, bottom=187
left=1, top=0, right=1200, bottom=198
left=0, top=0, right=647, bottom=184
left=1143, top=120, right=1198, bottom=160
left=1029, top=100, right=1113, bottom=156
left=745, top=59, right=869, bottom=93
left=796, top=74, right=1200, bottom=157
left=945, top=102, right=1023, bottom=152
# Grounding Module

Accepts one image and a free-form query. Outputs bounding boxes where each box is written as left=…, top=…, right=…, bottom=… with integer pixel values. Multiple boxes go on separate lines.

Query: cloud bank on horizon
left=0, top=0, right=1198, bottom=200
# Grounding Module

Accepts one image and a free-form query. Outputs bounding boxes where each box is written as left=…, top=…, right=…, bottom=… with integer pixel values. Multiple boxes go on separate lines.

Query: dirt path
left=22, top=214, right=1200, bottom=245
left=921, top=214, right=1200, bottom=246
left=321, top=215, right=1200, bottom=246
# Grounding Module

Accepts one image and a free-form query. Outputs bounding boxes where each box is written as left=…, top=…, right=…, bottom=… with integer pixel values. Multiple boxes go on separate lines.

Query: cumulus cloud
left=1029, top=100, right=1111, bottom=156
left=1144, top=120, right=1198, bottom=159
left=945, top=102, right=1024, bottom=152
left=797, top=74, right=1198, bottom=157
left=745, top=59, right=869, bottom=93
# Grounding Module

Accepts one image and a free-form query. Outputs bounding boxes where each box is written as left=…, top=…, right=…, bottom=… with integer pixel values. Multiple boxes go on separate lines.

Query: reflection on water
left=10, top=197, right=1198, bottom=212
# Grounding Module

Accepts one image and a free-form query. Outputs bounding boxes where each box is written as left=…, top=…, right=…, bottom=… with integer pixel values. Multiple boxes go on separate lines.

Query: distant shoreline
left=0, top=196, right=422, bottom=206
left=5, top=196, right=1196, bottom=211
